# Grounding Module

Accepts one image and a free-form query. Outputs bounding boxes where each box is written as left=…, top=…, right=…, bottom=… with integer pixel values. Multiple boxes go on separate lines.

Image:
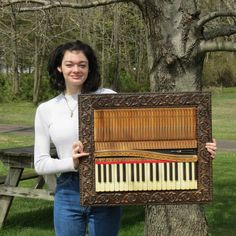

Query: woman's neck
left=64, top=87, right=81, bottom=95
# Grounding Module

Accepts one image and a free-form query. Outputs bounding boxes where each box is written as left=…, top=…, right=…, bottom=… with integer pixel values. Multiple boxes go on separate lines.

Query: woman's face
left=57, top=50, right=89, bottom=94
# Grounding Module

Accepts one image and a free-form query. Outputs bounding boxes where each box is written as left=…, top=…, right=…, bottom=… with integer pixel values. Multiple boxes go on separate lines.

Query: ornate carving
left=79, top=92, right=212, bottom=206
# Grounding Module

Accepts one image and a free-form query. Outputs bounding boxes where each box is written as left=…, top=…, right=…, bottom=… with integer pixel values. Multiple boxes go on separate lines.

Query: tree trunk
left=145, top=204, right=208, bottom=236
left=33, top=13, right=48, bottom=104
left=139, top=0, right=205, bottom=92
left=33, top=37, right=41, bottom=104
left=137, top=0, right=208, bottom=235
left=111, top=4, right=121, bottom=91
left=10, top=7, right=20, bottom=96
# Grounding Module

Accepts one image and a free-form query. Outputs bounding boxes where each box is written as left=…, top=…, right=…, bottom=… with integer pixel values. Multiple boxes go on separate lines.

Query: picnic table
left=0, top=146, right=56, bottom=228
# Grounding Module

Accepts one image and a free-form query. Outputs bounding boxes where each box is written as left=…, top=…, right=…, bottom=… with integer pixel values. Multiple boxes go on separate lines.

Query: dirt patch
left=0, top=124, right=34, bottom=135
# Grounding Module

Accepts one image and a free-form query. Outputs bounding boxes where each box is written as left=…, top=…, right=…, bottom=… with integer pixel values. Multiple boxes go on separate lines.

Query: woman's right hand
left=72, top=141, right=89, bottom=170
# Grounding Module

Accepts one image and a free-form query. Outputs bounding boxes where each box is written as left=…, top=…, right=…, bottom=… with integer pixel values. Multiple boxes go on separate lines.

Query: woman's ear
left=57, top=66, right=62, bottom=73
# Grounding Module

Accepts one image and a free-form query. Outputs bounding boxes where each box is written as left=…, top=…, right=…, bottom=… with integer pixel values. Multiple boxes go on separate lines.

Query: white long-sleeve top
left=34, top=88, right=116, bottom=175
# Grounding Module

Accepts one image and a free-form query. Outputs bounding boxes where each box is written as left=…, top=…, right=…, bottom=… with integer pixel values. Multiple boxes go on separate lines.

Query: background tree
left=1, top=0, right=236, bottom=235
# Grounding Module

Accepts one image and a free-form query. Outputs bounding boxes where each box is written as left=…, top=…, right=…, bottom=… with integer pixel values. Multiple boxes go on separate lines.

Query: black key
left=156, top=163, right=159, bottom=181
left=109, top=165, right=112, bottom=182
left=150, top=163, right=153, bottom=181
left=183, top=163, right=186, bottom=181
left=98, top=164, right=101, bottom=183
left=169, top=162, right=173, bottom=181
left=131, top=164, right=134, bottom=182
left=164, top=163, right=167, bottom=181
left=136, top=164, right=140, bottom=181
left=142, top=164, right=145, bottom=182
left=175, top=162, right=178, bottom=181
left=123, top=164, right=126, bottom=182
left=117, top=164, right=120, bottom=182
left=103, top=164, right=107, bottom=182
left=194, top=162, right=198, bottom=180
left=189, top=163, right=192, bottom=180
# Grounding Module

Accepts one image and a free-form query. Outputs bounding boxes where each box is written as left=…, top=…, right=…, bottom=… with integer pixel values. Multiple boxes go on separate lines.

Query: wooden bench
left=0, top=146, right=56, bottom=228
left=0, top=172, right=39, bottom=185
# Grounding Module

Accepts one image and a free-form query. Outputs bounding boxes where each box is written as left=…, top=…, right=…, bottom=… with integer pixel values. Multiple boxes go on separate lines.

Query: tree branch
left=197, top=11, right=236, bottom=29
left=1, top=0, right=129, bottom=12
left=203, top=25, right=236, bottom=40
left=199, top=41, right=236, bottom=53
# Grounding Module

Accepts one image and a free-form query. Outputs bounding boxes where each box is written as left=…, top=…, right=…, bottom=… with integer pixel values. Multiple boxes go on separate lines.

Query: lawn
left=0, top=87, right=236, bottom=235
left=211, top=87, right=236, bottom=140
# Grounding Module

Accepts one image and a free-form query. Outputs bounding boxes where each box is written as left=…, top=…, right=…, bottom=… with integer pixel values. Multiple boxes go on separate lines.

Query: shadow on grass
left=206, top=179, right=236, bottom=235
left=3, top=204, right=54, bottom=231
left=120, top=205, right=145, bottom=229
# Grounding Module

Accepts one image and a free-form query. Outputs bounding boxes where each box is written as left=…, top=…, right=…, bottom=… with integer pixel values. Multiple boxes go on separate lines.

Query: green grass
left=205, top=151, right=236, bottom=236
left=0, top=102, right=36, bottom=125
left=211, top=87, right=236, bottom=140
left=0, top=133, right=34, bottom=149
left=0, top=87, right=236, bottom=235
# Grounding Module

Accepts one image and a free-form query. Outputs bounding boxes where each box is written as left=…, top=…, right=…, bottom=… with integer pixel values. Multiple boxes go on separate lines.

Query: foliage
left=203, top=53, right=236, bottom=87
left=0, top=74, right=12, bottom=102
left=119, top=71, right=149, bottom=92
left=0, top=4, right=149, bottom=102
left=18, top=74, right=34, bottom=101
left=217, top=68, right=236, bottom=87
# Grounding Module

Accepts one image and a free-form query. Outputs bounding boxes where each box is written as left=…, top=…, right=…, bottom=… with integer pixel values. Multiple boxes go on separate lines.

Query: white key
left=107, top=164, right=114, bottom=192
left=128, top=163, right=134, bottom=191
left=166, top=162, right=171, bottom=190
left=95, top=164, right=102, bottom=192
left=185, top=163, right=190, bottom=189
left=179, top=163, right=186, bottom=190
left=160, top=163, right=166, bottom=190
left=114, top=164, right=119, bottom=191
left=122, top=164, right=129, bottom=191
left=156, top=163, right=162, bottom=190
left=118, top=164, right=124, bottom=191
left=144, top=163, right=149, bottom=190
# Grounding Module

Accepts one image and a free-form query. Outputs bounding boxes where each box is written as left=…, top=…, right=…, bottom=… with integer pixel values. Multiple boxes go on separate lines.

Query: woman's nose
left=72, top=65, right=80, bottom=72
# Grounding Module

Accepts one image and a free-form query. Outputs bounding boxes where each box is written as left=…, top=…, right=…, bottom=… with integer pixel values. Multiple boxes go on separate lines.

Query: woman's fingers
left=205, top=139, right=217, bottom=159
left=72, top=141, right=89, bottom=169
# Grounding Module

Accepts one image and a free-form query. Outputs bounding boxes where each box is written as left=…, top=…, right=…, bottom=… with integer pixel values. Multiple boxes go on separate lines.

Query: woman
left=34, top=40, right=121, bottom=236
left=34, top=40, right=217, bottom=236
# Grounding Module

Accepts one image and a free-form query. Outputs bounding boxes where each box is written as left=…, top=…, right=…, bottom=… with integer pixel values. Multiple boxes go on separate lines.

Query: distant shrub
left=217, top=68, right=236, bottom=87
left=203, top=52, right=236, bottom=88
left=19, top=74, right=34, bottom=101
left=0, top=74, right=12, bottom=102
left=119, top=72, right=149, bottom=92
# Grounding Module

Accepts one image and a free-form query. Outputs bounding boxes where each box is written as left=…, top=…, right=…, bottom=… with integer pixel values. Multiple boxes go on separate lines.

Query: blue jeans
left=54, top=172, right=121, bottom=236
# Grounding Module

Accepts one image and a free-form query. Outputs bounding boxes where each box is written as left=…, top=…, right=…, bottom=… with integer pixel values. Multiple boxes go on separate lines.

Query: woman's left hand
left=205, top=138, right=217, bottom=159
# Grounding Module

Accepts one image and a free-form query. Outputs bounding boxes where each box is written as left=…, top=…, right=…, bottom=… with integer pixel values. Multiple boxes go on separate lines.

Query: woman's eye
left=66, top=64, right=73, bottom=67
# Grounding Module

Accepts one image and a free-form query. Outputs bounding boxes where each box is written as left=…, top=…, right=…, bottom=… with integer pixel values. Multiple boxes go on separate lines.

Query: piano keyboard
left=95, top=161, right=197, bottom=192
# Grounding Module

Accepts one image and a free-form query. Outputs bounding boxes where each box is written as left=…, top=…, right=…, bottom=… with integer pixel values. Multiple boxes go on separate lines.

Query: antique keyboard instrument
left=79, top=92, right=212, bottom=206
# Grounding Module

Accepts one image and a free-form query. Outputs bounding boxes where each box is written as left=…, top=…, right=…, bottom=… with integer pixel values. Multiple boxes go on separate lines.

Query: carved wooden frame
left=79, top=92, right=212, bottom=206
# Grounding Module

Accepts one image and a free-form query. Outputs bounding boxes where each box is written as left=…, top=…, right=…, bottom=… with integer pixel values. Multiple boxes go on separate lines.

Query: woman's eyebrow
left=64, top=60, right=88, bottom=63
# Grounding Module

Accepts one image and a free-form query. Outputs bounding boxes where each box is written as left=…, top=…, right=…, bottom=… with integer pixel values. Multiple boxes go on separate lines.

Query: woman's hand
left=72, top=141, right=89, bottom=170
left=205, top=138, right=217, bottom=159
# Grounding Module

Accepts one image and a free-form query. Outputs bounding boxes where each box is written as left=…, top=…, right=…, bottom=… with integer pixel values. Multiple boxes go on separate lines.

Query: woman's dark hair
left=48, top=40, right=101, bottom=93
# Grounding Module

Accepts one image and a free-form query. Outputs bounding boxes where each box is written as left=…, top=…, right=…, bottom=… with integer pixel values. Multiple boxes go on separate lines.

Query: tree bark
left=138, top=0, right=206, bottom=92
left=10, top=6, right=20, bottom=95
left=33, top=13, right=48, bottom=104
left=137, top=0, right=208, bottom=235
left=145, top=204, right=208, bottom=236
left=111, top=4, right=121, bottom=91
